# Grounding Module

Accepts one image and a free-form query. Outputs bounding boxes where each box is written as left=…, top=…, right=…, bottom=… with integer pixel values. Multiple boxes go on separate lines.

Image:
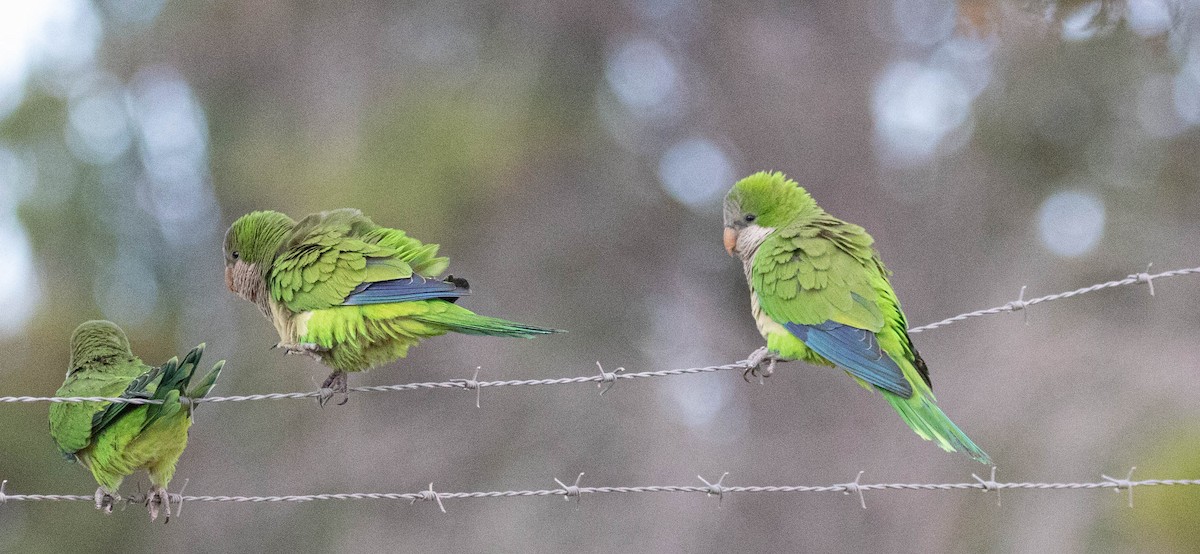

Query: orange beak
left=723, top=227, right=738, bottom=256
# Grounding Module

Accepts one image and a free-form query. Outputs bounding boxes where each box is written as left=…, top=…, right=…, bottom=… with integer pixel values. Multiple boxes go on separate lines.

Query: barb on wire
left=843, top=471, right=867, bottom=509
left=907, top=264, right=1200, bottom=333
left=554, top=473, right=585, bottom=505
left=697, top=472, right=729, bottom=507
left=4, top=471, right=1199, bottom=511
left=2, top=264, right=1198, bottom=406
left=972, top=466, right=1002, bottom=506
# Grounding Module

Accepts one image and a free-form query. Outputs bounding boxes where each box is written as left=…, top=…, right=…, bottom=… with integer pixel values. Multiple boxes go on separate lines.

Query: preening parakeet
left=723, top=172, right=989, bottom=464
left=223, top=209, right=561, bottom=402
left=48, top=320, right=225, bottom=521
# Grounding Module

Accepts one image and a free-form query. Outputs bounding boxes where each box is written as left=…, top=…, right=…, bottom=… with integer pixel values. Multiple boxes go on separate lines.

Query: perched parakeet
left=723, top=172, right=989, bottom=464
left=223, top=209, right=561, bottom=402
left=48, top=320, right=225, bottom=521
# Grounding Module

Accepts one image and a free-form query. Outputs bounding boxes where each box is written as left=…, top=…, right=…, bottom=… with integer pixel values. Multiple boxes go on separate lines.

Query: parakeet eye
left=744, top=214, right=756, bottom=223
left=231, top=251, right=240, bottom=260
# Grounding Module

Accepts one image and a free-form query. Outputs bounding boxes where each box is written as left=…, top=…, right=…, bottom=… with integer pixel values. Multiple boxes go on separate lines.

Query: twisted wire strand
left=907, top=265, right=1200, bottom=333
left=2, top=264, right=1195, bottom=406
left=4, top=477, right=1199, bottom=506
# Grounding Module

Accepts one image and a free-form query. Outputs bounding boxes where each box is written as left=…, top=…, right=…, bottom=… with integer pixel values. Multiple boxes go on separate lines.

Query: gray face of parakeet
left=223, top=213, right=288, bottom=316
left=722, top=196, right=775, bottom=262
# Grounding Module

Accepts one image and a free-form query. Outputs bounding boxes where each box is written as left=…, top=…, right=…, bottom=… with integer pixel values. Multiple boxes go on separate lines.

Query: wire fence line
left=2, top=263, right=1197, bottom=407
left=907, top=263, right=1200, bottom=333
left=4, top=470, right=1199, bottom=512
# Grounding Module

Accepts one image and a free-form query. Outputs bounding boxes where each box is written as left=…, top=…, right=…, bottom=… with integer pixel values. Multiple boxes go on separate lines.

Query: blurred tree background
left=1, top=0, right=1199, bottom=551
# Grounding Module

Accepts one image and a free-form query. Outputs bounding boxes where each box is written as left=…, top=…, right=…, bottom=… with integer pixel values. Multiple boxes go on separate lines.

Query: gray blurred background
left=2, top=0, right=1199, bottom=551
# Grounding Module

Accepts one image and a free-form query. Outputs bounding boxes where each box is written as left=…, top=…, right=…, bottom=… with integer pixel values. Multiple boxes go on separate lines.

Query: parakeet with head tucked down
left=723, top=171, right=989, bottom=464
left=48, top=320, right=225, bottom=521
left=223, top=209, right=561, bottom=403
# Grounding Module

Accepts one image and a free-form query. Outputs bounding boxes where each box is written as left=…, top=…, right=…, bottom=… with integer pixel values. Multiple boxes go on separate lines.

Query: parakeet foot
left=94, top=488, right=120, bottom=514
left=146, top=486, right=170, bottom=523
left=276, top=342, right=328, bottom=361
left=318, top=371, right=349, bottom=407
left=743, top=347, right=780, bottom=384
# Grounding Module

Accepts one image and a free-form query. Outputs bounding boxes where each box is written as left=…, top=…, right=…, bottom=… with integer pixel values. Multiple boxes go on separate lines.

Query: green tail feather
left=187, top=360, right=225, bottom=399
left=414, top=310, right=564, bottom=338
left=884, top=392, right=991, bottom=465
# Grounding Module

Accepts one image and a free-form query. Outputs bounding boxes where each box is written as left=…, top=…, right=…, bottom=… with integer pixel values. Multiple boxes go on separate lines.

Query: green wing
left=48, top=360, right=157, bottom=459
left=269, top=209, right=451, bottom=312
left=753, top=218, right=885, bottom=332
left=752, top=217, right=933, bottom=397
left=49, top=345, right=225, bottom=460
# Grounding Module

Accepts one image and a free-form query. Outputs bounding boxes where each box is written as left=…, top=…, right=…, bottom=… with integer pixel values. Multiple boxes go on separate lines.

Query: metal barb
left=595, top=362, right=625, bottom=396
left=1006, top=285, right=1030, bottom=324
left=971, top=466, right=1002, bottom=506
left=5, top=265, right=1200, bottom=407
left=451, top=367, right=483, bottom=408
left=1102, top=467, right=1137, bottom=508
left=410, top=483, right=446, bottom=513
left=697, top=472, right=729, bottom=508
left=1134, top=264, right=1156, bottom=296
left=842, top=471, right=867, bottom=509
left=173, top=478, right=189, bottom=518
left=0, top=479, right=7, bottom=504
left=554, top=473, right=585, bottom=504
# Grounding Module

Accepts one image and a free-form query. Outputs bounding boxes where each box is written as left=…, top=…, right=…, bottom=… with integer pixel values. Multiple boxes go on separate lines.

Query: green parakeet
left=723, top=171, right=990, bottom=464
left=48, top=320, right=225, bottom=521
left=222, top=209, right=561, bottom=403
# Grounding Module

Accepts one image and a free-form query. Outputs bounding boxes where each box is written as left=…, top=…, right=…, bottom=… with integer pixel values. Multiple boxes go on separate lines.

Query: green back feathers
left=50, top=321, right=225, bottom=459
left=265, top=209, right=451, bottom=312
left=724, top=171, right=822, bottom=229
left=69, top=320, right=136, bottom=371
left=225, top=210, right=297, bottom=266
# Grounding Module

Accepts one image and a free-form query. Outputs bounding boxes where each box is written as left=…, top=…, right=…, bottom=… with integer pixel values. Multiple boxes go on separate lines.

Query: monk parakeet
left=48, top=320, right=225, bottom=521
left=223, top=209, right=560, bottom=403
left=723, top=171, right=989, bottom=464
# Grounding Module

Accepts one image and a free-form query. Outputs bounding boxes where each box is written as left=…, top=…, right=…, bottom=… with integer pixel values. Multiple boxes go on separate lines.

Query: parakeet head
left=69, top=320, right=134, bottom=373
left=722, top=171, right=820, bottom=259
left=223, top=210, right=296, bottom=303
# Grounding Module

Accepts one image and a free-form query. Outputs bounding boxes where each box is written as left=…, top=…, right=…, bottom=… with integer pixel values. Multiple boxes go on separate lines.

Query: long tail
left=414, top=305, right=563, bottom=338
left=883, top=391, right=991, bottom=465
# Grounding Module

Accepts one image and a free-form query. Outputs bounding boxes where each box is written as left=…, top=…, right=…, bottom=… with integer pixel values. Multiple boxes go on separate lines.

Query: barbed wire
left=907, top=263, right=1199, bottom=332
left=2, top=263, right=1196, bottom=406
left=3, top=469, right=1198, bottom=513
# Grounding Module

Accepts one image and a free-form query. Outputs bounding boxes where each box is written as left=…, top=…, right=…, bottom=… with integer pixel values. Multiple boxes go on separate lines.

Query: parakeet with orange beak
left=223, top=209, right=561, bottom=404
left=723, top=171, right=989, bottom=464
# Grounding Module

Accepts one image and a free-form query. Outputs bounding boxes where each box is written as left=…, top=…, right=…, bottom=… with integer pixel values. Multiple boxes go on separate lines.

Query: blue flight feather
left=342, top=276, right=469, bottom=305
left=783, top=321, right=914, bottom=398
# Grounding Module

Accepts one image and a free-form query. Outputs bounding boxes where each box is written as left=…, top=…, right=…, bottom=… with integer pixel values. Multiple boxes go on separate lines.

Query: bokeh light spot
left=657, top=137, right=734, bottom=211
left=872, top=61, right=973, bottom=166
left=1037, top=189, right=1106, bottom=257
left=605, top=38, right=679, bottom=111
